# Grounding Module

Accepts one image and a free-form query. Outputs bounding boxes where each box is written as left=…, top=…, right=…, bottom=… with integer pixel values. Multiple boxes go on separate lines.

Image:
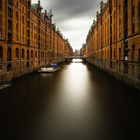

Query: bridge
left=65, top=56, right=87, bottom=63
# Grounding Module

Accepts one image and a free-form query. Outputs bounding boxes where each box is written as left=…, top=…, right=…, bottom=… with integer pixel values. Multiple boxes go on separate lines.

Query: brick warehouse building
left=0, top=0, right=73, bottom=83
left=86, top=0, right=140, bottom=90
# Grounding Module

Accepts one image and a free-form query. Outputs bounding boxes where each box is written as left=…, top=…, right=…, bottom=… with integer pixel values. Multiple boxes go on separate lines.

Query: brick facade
left=0, top=0, right=73, bottom=84
left=86, top=0, right=140, bottom=90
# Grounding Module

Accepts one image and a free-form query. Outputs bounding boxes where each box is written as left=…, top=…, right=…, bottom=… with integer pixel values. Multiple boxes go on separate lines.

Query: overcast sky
left=32, top=0, right=106, bottom=50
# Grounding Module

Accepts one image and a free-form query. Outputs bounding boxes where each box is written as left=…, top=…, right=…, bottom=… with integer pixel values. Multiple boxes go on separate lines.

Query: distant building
left=80, top=44, right=86, bottom=57
left=74, top=50, right=80, bottom=56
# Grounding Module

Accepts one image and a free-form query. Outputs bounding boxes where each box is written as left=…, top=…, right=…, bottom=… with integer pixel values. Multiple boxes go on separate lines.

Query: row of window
left=0, top=46, right=49, bottom=62
left=86, top=45, right=140, bottom=63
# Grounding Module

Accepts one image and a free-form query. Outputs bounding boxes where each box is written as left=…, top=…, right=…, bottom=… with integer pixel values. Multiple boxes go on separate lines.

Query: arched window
left=31, top=50, right=33, bottom=59
left=22, top=49, right=24, bottom=59
left=35, top=51, right=37, bottom=58
left=7, top=48, right=12, bottom=71
left=16, top=48, right=19, bottom=59
left=119, top=48, right=121, bottom=60
left=27, top=50, right=30, bottom=67
left=7, top=48, right=12, bottom=61
left=114, top=48, right=116, bottom=59
left=132, top=45, right=135, bottom=63
left=27, top=50, right=29, bottom=60
left=28, top=0, right=30, bottom=9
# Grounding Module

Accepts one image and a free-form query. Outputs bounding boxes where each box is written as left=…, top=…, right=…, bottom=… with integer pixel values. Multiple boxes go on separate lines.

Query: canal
left=0, top=60, right=140, bottom=140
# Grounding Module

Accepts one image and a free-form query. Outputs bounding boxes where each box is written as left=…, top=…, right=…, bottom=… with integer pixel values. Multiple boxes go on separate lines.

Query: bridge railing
left=65, top=56, right=85, bottom=59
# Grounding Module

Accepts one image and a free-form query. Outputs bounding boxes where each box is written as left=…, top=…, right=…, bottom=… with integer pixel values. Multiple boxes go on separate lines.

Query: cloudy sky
left=32, top=0, right=106, bottom=50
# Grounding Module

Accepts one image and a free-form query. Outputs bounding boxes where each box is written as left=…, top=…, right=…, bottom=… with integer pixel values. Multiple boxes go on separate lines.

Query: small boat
left=38, top=64, right=60, bottom=73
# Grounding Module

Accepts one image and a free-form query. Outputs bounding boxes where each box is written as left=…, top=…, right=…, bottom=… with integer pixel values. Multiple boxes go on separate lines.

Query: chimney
left=38, top=0, right=40, bottom=6
left=45, top=10, right=47, bottom=16
left=100, top=1, right=103, bottom=14
left=96, top=11, right=99, bottom=20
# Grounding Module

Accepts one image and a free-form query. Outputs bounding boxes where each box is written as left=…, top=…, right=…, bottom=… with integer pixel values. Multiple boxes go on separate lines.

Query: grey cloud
left=43, top=0, right=104, bottom=21
left=38, top=0, right=107, bottom=49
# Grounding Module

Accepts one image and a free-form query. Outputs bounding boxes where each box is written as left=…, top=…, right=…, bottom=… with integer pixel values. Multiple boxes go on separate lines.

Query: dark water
left=0, top=61, right=140, bottom=140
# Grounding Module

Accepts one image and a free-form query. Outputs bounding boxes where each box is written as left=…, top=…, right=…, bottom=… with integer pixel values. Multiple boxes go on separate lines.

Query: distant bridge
left=65, top=56, right=86, bottom=63
left=66, top=56, right=85, bottom=59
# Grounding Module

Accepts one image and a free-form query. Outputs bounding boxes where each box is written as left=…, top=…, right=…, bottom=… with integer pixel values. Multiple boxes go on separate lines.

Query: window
left=119, top=4, right=121, bottom=14
left=16, top=1, right=18, bottom=7
left=27, top=21, right=30, bottom=28
left=27, top=39, right=30, bottom=47
left=28, top=1, right=30, bottom=9
left=16, top=48, right=19, bottom=59
left=132, top=5, right=135, bottom=33
left=8, top=32, right=12, bottom=43
left=22, top=36, right=24, bottom=43
left=119, top=48, right=121, bottom=60
left=27, top=11, right=30, bottom=18
left=7, top=48, right=12, bottom=61
left=114, top=48, right=116, bottom=59
left=16, top=23, right=18, bottom=32
left=16, top=12, right=18, bottom=34
left=22, top=15, right=24, bottom=36
left=31, top=50, right=33, bottom=59
left=27, top=50, right=30, bottom=67
left=8, top=0, right=12, bottom=5
left=35, top=51, right=37, bottom=58
left=22, top=49, right=24, bottom=59
left=8, top=20, right=12, bottom=31
left=22, top=16, right=24, bottom=24
left=22, top=26, right=24, bottom=34
left=16, top=12, right=18, bottom=21
left=0, top=46, right=2, bottom=70
left=27, top=30, right=30, bottom=37
left=22, top=6, right=24, bottom=12
left=0, top=46, right=3, bottom=61
left=132, top=45, right=135, bottom=62
left=124, top=0, right=128, bottom=39
left=16, top=33, right=18, bottom=41
left=7, top=48, right=12, bottom=71
left=27, top=50, right=29, bottom=60
left=8, top=7, right=12, bottom=18
left=119, top=18, right=121, bottom=39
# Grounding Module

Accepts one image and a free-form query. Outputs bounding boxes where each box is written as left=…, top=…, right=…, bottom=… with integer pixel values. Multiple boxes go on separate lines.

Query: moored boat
left=38, top=64, right=60, bottom=73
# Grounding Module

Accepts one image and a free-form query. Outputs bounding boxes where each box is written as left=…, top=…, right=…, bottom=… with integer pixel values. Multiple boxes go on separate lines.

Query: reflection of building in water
left=72, top=59, right=83, bottom=63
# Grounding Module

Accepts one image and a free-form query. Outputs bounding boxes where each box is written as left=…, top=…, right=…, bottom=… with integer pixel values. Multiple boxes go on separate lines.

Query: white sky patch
left=54, top=17, right=94, bottom=50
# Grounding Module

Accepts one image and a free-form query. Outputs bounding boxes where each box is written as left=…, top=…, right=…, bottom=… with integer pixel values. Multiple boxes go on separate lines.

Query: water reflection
left=0, top=62, right=140, bottom=140
left=72, top=58, right=83, bottom=63
left=51, top=63, right=94, bottom=114
left=36, top=62, right=98, bottom=140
